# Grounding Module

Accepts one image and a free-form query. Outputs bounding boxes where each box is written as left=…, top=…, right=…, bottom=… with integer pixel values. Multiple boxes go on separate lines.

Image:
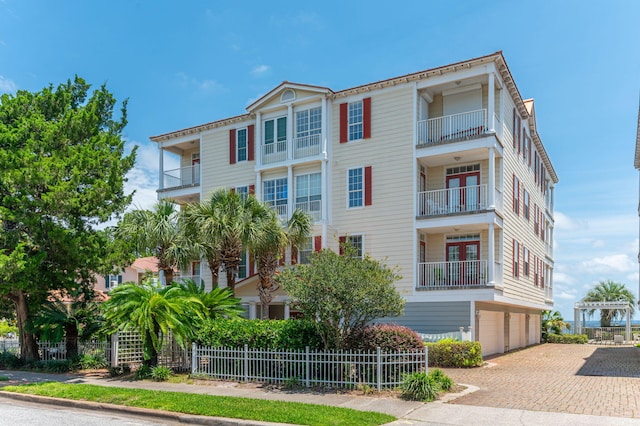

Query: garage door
left=509, top=313, right=525, bottom=350
left=479, top=310, right=503, bottom=356
left=529, top=314, right=540, bottom=345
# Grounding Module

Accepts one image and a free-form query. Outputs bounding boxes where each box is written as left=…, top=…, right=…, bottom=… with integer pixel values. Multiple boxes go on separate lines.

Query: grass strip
left=1, top=382, right=395, bottom=426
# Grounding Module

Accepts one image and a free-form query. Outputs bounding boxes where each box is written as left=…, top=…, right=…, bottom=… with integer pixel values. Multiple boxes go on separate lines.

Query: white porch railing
left=191, top=344, right=427, bottom=391
left=293, top=134, right=322, bottom=159
left=162, top=164, right=200, bottom=189
left=262, top=141, right=287, bottom=164
left=295, top=200, right=321, bottom=221
left=417, top=109, right=487, bottom=145
left=417, top=184, right=487, bottom=216
left=545, top=284, right=553, bottom=302
left=269, top=203, right=288, bottom=220
left=417, top=260, right=488, bottom=289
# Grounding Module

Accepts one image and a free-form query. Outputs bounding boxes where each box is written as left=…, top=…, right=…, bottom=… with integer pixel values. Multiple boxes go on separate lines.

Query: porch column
left=248, top=302, right=257, bottom=320
left=158, top=146, right=164, bottom=190
left=284, top=302, right=291, bottom=320
left=287, top=165, right=293, bottom=220
left=627, top=306, right=631, bottom=341
left=574, top=307, right=581, bottom=335
left=488, top=146, right=495, bottom=209
left=488, top=73, right=495, bottom=132
left=488, top=223, right=495, bottom=284
left=256, top=112, right=262, bottom=167
left=255, top=171, right=262, bottom=202
left=287, top=104, right=294, bottom=161
left=321, top=158, right=327, bottom=222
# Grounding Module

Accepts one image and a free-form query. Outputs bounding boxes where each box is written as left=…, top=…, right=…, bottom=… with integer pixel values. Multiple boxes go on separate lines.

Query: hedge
left=194, top=318, right=324, bottom=350
left=424, top=339, right=483, bottom=367
left=345, top=324, right=424, bottom=352
left=546, top=333, right=588, bottom=344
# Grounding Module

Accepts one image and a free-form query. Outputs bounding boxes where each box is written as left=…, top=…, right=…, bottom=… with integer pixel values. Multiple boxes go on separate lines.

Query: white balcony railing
left=293, top=134, right=322, bottom=159
left=269, top=203, right=288, bottom=220
left=417, top=109, right=487, bottom=145
left=162, top=164, right=200, bottom=190
left=417, top=260, right=488, bottom=289
left=295, top=200, right=322, bottom=221
left=262, top=141, right=287, bottom=164
left=417, top=185, right=487, bottom=216
left=545, top=284, right=553, bottom=302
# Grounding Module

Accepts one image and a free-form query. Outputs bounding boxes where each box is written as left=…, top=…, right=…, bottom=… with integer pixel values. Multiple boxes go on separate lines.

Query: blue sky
left=2, top=1, right=640, bottom=321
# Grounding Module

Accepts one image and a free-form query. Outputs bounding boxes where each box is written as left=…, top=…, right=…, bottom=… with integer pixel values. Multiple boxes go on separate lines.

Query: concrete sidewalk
left=1, top=369, right=639, bottom=425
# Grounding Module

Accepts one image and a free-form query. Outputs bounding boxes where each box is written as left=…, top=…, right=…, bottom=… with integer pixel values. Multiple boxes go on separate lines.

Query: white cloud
left=251, top=65, right=270, bottom=76
left=553, top=272, right=576, bottom=285
left=175, top=72, right=225, bottom=93
left=554, top=291, right=577, bottom=300
left=0, top=75, right=17, bottom=93
left=581, top=254, right=636, bottom=274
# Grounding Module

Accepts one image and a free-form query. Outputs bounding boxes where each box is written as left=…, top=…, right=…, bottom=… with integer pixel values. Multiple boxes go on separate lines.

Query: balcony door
left=446, top=240, right=479, bottom=285
left=446, top=171, right=480, bottom=213
left=264, top=117, right=287, bottom=155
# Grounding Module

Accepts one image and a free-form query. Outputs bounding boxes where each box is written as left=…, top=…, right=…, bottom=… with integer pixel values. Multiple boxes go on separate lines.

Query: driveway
left=440, top=344, right=640, bottom=418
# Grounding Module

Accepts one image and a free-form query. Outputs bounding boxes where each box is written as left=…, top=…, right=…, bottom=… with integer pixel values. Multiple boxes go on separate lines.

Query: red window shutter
left=339, top=103, right=348, bottom=143
left=314, top=235, right=322, bottom=252
left=249, top=184, right=255, bottom=195
left=364, top=166, right=372, bottom=206
left=339, top=236, right=346, bottom=255
left=229, top=129, right=236, bottom=165
left=249, top=254, right=255, bottom=277
left=363, top=97, right=371, bottom=139
left=247, top=124, right=255, bottom=161
left=527, top=136, right=532, bottom=167
left=517, top=116, right=521, bottom=154
left=512, top=109, right=516, bottom=149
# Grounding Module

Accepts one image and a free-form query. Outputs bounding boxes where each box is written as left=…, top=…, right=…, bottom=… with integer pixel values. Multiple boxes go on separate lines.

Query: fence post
left=305, top=346, right=310, bottom=388
left=376, top=347, right=382, bottom=392
left=244, top=344, right=249, bottom=383
left=111, top=332, right=119, bottom=367
left=191, top=342, right=196, bottom=375
left=468, top=325, right=473, bottom=342
left=459, top=326, right=464, bottom=340
left=424, top=346, right=429, bottom=374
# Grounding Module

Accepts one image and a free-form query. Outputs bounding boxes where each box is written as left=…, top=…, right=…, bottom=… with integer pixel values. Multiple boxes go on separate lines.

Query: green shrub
left=150, top=366, right=172, bottom=382
left=194, top=318, right=324, bottom=350
left=425, top=339, right=483, bottom=368
left=108, top=363, right=131, bottom=377
left=75, top=353, right=108, bottom=370
left=400, top=371, right=440, bottom=402
left=0, top=351, right=22, bottom=369
left=345, top=324, right=424, bottom=352
left=428, top=368, right=453, bottom=391
left=44, top=360, right=73, bottom=373
left=135, top=364, right=152, bottom=380
left=0, top=319, right=17, bottom=337
left=546, top=333, right=587, bottom=344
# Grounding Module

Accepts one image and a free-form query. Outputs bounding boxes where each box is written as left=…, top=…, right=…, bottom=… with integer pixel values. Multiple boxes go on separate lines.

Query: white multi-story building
left=151, top=51, right=558, bottom=355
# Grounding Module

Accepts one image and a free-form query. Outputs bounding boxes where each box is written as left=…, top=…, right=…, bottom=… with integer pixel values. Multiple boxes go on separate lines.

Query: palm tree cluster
left=582, top=280, right=636, bottom=327
left=116, top=189, right=312, bottom=320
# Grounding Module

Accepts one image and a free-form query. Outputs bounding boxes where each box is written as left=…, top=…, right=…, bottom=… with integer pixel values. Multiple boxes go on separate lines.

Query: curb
left=0, top=391, right=292, bottom=426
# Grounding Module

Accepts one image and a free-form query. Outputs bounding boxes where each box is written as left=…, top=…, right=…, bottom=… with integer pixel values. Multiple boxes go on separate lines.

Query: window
left=295, top=173, right=321, bottom=219
left=105, top=274, right=122, bottom=289
left=340, top=235, right=363, bottom=258
left=238, top=251, right=248, bottom=279
left=263, top=178, right=288, bottom=216
left=236, top=128, right=247, bottom=162
left=512, top=175, right=520, bottom=215
left=264, top=117, right=287, bottom=153
left=513, top=240, right=519, bottom=278
left=523, top=189, right=530, bottom=220
left=340, top=98, right=371, bottom=143
left=298, top=238, right=313, bottom=264
left=295, top=107, right=321, bottom=139
left=523, top=247, right=530, bottom=277
left=348, top=168, right=363, bottom=208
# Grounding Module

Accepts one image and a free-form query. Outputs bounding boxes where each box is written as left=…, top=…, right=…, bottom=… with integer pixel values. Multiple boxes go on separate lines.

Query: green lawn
left=1, top=382, right=395, bottom=426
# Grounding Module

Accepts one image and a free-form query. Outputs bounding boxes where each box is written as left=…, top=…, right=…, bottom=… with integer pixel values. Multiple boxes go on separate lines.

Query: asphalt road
left=0, top=398, right=169, bottom=426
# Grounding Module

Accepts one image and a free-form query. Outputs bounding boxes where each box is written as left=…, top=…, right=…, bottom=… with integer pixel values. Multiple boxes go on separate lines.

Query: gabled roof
left=246, top=81, right=333, bottom=112
left=635, top=97, right=640, bottom=169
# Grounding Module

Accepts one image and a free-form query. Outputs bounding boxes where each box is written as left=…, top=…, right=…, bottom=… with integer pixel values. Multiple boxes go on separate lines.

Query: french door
left=446, top=172, right=480, bottom=213
left=446, top=240, right=480, bottom=285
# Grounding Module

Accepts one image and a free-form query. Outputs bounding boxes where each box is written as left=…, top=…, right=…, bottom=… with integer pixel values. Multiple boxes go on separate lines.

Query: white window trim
left=346, top=166, right=365, bottom=209
left=236, top=127, right=248, bottom=162
left=347, top=100, right=364, bottom=142
left=345, top=233, right=365, bottom=259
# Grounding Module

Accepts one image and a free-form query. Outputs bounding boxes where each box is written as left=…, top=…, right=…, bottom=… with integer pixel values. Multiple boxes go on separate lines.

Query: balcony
left=417, top=260, right=489, bottom=290
left=261, top=134, right=323, bottom=166
left=295, top=200, right=321, bottom=221
left=162, top=164, right=200, bottom=190
left=269, top=203, right=288, bottom=220
left=545, top=284, right=553, bottom=302
left=417, top=109, right=487, bottom=146
left=417, top=185, right=488, bottom=217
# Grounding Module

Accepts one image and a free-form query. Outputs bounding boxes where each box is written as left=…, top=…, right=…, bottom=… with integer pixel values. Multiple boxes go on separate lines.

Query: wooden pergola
left=574, top=301, right=632, bottom=340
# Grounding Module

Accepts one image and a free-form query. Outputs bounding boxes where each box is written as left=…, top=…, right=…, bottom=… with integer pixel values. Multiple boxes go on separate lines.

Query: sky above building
left=1, top=0, right=639, bottom=322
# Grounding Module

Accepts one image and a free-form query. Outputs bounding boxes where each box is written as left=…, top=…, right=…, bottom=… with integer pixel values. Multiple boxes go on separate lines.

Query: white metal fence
left=191, top=344, right=427, bottom=391
left=419, top=327, right=473, bottom=343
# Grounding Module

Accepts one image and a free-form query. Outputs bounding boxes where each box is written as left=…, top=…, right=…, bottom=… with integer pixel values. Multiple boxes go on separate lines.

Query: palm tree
left=191, top=189, right=267, bottom=295
left=252, top=208, right=312, bottom=319
left=116, top=201, right=194, bottom=285
left=582, top=280, right=636, bottom=327
left=181, top=201, right=224, bottom=286
left=541, top=310, right=570, bottom=342
left=175, top=278, right=244, bottom=319
left=102, top=281, right=203, bottom=367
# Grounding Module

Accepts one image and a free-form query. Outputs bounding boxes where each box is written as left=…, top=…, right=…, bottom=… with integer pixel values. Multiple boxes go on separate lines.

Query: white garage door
left=529, top=314, right=540, bottom=345
left=479, top=310, right=503, bottom=356
left=509, top=313, right=525, bottom=350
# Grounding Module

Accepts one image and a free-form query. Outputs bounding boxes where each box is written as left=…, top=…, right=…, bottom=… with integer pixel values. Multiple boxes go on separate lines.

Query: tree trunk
left=163, top=267, right=174, bottom=286
left=257, top=254, right=278, bottom=320
left=11, top=290, right=39, bottom=361
left=143, top=329, right=159, bottom=367
left=65, top=322, right=79, bottom=359
left=208, top=259, right=220, bottom=287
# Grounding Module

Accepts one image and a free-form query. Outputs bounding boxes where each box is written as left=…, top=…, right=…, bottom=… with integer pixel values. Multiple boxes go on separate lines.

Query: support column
left=488, top=73, right=495, bottom=132
left=284, top=303, right=291, bottom=320
left=287, top=104, right=293, bottom=161
left=255, top=171, right=262, bottom=201
left=158, top=146, right=164, bottom=190
left=256, top=112, right=262, bottom=167
left=321, top=158, right=327, bottom=222
left=574, top=307, right=580, bottom=335
left=488, top=146, right=495, bottom=209
left=488, top=222, right=495, bottom=285
left=627, top=307, right=631, bottom=342
left=287, top=166, right=293, bottom=219
left=249, top=303, right=257, bottom=320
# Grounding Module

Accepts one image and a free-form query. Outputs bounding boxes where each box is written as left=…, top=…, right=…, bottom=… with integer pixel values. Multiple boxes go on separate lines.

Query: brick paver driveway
left=440, top=344, right=640, bottom=418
